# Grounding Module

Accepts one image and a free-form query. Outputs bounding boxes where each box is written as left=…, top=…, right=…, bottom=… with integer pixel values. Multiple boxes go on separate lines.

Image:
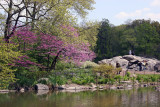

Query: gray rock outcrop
left=98, top=55, right=160, bottom=71
left=154, top=63, right=160, bottom=72
left=35, top=84, right=49, bottom=90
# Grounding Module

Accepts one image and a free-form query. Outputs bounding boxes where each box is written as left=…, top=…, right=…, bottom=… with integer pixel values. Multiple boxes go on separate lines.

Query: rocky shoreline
left=1, top=81, right=159, bottom=95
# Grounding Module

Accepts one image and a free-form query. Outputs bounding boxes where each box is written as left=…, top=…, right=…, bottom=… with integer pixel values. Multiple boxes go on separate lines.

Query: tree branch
left=0, top=3, right=8, bottom=13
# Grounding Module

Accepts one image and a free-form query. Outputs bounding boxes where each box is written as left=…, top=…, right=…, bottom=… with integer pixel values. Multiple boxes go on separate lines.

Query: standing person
left=138, top=61, right=142, bottom=71
left=129, top=50, right=132, bottom=55
left=142, top=60, right=147, bottom=70
left=132, top=50, right=135, bottom=55
left=116, top=62, right=121, bottom=74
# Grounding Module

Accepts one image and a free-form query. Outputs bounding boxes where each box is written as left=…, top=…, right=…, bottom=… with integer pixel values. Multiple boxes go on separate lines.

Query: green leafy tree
left=95, top=19, right=113, bottom=61
left=78, top=21, right=100, bottom=50
left=135, top=22, right=160, bottom=56
left=108, top=25, right=126, bottom=56
left=0, top=40, right=21, bottom=89
left=121, top=28, right=137, bottom=54
left=116, top=19, right=160, bottom=58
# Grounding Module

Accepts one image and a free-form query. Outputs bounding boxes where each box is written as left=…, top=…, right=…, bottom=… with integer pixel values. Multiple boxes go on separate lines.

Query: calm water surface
left=0, top=87, right=160, bottom=107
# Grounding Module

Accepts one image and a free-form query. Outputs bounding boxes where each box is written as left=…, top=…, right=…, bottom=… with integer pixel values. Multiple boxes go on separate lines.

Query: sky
left=86, top=0, right=160, bottom=26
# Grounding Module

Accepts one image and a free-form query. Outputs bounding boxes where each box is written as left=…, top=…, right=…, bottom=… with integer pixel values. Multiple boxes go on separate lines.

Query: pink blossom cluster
left=63, top=43, right=96, bottom=65
left=12, top=26, right=37, bottom=44
left=13, top=55, right=45, bottom=69
left=37, top=34, right=63, bottom=56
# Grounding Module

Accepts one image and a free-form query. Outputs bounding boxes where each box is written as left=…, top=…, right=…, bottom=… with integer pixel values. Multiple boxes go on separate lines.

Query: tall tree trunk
left=31, top=2, right=37, bottom=30
left=9, top=13, right=21, bottom=38
left=50, top=51, right=62, bottom=71
left=26, top=2, right=29, bottom=23
left=4, top=0, right=13, bottom=43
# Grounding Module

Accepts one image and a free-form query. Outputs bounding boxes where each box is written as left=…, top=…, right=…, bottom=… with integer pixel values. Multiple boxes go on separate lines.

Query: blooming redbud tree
left=11, top=26, right=96, bottom=71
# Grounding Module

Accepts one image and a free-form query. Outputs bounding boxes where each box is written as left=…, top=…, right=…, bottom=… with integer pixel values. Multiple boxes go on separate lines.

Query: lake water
left=0, top=87, right=160, bottom=107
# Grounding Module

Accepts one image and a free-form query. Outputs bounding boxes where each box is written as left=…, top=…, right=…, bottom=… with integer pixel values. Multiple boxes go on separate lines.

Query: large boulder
left=123, top=55, right=135, bottom=61
left=154, top=63, right=160, bottom=72
left=98, top=59, right=112, bottom=64
left=98, top=56, right=129, bottom=70
left=112, top=56, right=128, bottom=67
left=35, top=84, right=49, bottom=90
left=98, top=55, right=160, bottom=71
left=123, top=55, right=144, bottom=62
left=147, top=59, right=158, bottom=71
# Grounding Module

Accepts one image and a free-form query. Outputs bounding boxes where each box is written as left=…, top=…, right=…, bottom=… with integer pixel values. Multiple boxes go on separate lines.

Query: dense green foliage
left=94, top=19, right=160, bottom=61
left=95, top=19, right=113, bottom=61
left=82, top=61, right=99, bottom=68
left=93, top=64, right=119, bottom=78
left=0, top=39, right=21, bottom=89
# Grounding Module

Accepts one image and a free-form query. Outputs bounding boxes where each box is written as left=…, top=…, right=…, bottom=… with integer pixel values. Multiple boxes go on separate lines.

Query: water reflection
left=0, top=88, right=159, bottom=107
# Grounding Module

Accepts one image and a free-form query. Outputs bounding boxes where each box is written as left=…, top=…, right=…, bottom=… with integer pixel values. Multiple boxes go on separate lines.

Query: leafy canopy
left=0, top=39, right=21, bottom=89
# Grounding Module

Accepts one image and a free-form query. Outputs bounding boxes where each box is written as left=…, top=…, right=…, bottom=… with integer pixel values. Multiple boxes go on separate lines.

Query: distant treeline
left=94, top=19, right=160, bottom=61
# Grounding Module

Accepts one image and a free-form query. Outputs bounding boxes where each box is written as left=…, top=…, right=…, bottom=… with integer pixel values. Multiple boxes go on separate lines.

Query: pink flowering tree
left=10, top=27, right=41, bottom=70
left=37, top=34, right=64, bottom=71
left=37, top=34, right=96, bottom=71
left=36, top=25, right=95, bottom=70
left=11, top=26, right=96, bottom=71
left=11, top=26, right=37, bottom=52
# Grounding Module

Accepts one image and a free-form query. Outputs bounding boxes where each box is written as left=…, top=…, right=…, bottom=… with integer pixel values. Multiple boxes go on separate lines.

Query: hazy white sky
left=86, top=0, right=160, bottom=25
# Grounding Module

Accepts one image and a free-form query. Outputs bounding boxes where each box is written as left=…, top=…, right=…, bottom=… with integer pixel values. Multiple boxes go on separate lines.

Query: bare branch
left=0, top=3, right=8, bottom=12
left=11, top=1, right=26, bottom=17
